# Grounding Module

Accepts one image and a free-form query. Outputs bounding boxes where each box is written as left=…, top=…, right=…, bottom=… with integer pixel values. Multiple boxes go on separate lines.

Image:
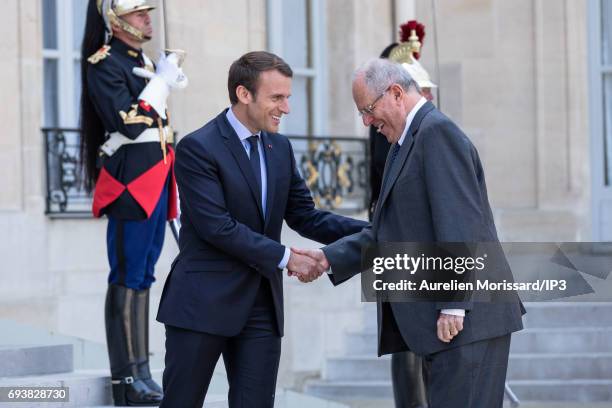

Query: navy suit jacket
left=157, top=110, right=367, bottom=336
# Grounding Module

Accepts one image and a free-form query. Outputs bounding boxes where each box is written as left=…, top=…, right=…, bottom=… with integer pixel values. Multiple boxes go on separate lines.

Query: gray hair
left=354, top=58, right=421, bottom=95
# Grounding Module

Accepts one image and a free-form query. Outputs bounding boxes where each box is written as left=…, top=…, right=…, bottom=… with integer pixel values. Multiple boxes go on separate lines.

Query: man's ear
left=390, top=83, right=403, bottom=102
left=235, top=85, right=252, bottom=105
left=110, top=20, right=122, bottom=36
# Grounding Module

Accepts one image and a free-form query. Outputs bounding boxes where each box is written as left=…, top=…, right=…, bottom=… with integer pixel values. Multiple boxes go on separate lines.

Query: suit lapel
left=261, top=132, right=276, bottom=230
left=374, top=137, right=414, bottom=221
left=373, top=102, right=435, bottom=225
left=218, top=112, right=265, bottom=221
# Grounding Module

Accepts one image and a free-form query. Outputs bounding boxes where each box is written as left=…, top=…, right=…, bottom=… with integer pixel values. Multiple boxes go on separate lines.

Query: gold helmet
left=388, top=20, right=437, bottom=90
left=97, top=0, right=155, bottom=42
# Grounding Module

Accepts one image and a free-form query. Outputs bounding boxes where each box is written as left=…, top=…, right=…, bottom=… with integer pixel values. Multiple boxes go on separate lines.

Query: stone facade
left=0, top=0, right=593, bottom=390
left=415, top=0, right=590, bottom=241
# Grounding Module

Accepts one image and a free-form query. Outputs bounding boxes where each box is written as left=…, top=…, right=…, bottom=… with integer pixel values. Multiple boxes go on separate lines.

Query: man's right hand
left=286, top=249, right=326, bottom=283
left=291, top=248, right=330, bottom=272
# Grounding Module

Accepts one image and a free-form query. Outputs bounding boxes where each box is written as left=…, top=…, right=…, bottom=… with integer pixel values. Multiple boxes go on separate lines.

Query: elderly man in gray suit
left=292, top=58, right=524, bottom=407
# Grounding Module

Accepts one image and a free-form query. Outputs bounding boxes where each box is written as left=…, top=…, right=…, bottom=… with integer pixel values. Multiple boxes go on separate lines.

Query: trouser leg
left=223, top=304, right=281, bottom=408
left=160, top=325, right=225, bottom=408
left=423, top=334, right=511, bottom=408
left=392, top=351, right=428, bottom=408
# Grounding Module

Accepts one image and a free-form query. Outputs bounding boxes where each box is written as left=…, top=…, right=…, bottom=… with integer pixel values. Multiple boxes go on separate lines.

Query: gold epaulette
left=87, top=45, right=112, bottom=64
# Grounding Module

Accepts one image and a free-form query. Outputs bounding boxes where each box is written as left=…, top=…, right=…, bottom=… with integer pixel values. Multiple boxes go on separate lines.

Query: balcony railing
left=287, top=135, right=370, bottom=214
left=43, top=128, right=92, bottom=217
left=43, top=128, right=370, bottom=218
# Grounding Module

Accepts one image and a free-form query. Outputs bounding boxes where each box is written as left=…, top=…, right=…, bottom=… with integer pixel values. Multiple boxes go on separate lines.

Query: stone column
left=394, top=0, right=416, bottom=26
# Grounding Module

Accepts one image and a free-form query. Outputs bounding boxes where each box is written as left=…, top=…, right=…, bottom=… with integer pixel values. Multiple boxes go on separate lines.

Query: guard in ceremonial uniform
left=79, top=0, right=187, bottom=405
left=369, top=20, right=437, bottom=408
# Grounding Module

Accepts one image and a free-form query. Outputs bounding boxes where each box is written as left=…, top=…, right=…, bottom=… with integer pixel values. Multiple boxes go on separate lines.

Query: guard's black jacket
left=87, top=38, right=176, bottom=220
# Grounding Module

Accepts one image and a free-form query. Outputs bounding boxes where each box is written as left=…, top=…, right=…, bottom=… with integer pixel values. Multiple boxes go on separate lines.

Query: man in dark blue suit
left=156, top=51, right=367, bottom=407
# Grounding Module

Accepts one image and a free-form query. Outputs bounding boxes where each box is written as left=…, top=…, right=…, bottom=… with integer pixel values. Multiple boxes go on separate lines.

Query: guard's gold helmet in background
left=388, top=20, right=437, bottom=91
left=97, top=0, right=155, bottom=42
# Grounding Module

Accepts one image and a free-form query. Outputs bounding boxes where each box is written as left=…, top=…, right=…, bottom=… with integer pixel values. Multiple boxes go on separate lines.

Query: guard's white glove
left=135, top=52, right=188, bottom=119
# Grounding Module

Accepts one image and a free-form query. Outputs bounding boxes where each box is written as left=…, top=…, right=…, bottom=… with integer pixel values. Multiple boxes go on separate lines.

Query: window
left=42, top=0, right=90, bottom=216
left=600, top=0, right=612, bottom=185
left=267, top=0, right=328, bottom=136
left=589, top=0, right=612, bottom=239
left=42, top=0, right=88, bottom=128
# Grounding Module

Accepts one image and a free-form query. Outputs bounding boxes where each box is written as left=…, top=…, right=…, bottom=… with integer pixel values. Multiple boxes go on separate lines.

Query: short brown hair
left=227, top=51, right=293, bottom=105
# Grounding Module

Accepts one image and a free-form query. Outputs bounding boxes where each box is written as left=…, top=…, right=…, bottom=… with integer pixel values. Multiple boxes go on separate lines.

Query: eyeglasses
left=358, top=86, right=390, bottom=117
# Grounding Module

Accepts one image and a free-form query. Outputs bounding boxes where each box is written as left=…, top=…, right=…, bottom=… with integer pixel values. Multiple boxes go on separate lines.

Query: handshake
left=286, top=248, right=329, bottom=283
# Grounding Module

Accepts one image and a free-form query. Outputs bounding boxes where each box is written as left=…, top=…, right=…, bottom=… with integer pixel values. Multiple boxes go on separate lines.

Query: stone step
left=510, top=327, right=612, bottom=353
left=521, top=302, right=612, bottom=328
left=343, top=331, right=377, bottom=355
left=307, top=378, right=612, bottom=403
left=0, top=345, right=73, bottom=377
left=305, top=380, right=392, bottom=400
left=325, top=355, right=390, bottom=382
left=0, top=370, right=111, bottom=407
left=86, top=389, right=350, bottom=408
left=357, top=303, right=612, bottom=336
left=324, top=352, right=612, bottom=382
left=506, top=379, right=612, bottom=403
left=87, top=394, right=229, bottom=408
left=0, top=369, right=231, bottom=408
left=0, top=318, right=139, bottom=370
left=345, top=327, right=612, bottom=356
left=507, top=353, right=612, bottom=380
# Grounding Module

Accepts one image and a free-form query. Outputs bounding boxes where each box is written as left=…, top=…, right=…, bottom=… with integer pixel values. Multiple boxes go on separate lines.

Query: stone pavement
left=346, top=401, right=612, bottom=408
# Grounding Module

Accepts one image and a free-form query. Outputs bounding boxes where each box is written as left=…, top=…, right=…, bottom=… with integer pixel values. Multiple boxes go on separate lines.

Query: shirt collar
left=398, top=97, right=427, bottom=146
left=226, top=106, right=261, bottom=142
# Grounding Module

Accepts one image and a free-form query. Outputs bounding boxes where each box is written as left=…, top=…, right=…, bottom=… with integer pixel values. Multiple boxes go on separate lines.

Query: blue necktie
left=381, top=143, right=401, bottom=194
left=247, top=135, right=262, bottom=204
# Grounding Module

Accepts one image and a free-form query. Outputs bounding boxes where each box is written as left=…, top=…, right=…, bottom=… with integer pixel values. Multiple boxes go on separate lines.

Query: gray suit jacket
left=323, top=102, right=524, bottom=356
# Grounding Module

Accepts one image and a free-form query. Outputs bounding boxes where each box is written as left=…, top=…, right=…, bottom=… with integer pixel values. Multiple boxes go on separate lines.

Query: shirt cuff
left=441, top=309, right=465, bottom=317
left=278, top=247, right=291, bottom=269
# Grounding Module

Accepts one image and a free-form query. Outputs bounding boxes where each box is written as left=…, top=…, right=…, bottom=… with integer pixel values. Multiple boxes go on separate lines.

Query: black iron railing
left=43, top=128, right=92, bottom=217
left=288, top=135, right=370, bottom=214
left=43, top=129, right=370, bottom=217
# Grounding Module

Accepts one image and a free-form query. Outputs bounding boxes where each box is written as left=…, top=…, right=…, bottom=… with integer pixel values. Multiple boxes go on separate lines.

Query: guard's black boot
left=105, top=284, right=163, bottom=406
left=391, top=351, right=428, bottom=408
left=134, top=289, right=163, bottom=394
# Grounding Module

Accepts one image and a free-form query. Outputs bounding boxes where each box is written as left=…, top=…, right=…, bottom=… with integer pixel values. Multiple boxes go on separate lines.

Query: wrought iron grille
left=43, top=129, right=370, bottom=217
left=43, top=128, right=92, bottom=217
left=288, top=135, right=370, bottom=214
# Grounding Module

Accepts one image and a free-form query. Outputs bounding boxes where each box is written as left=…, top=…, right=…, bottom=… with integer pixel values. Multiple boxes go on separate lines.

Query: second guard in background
left=368, top=20, right=437, bottom=408
left=79, top=0, right=188, bottom=405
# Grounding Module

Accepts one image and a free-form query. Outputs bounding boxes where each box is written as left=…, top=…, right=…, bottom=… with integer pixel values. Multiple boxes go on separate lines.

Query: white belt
left=100, top=127, right=172, bottom=156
